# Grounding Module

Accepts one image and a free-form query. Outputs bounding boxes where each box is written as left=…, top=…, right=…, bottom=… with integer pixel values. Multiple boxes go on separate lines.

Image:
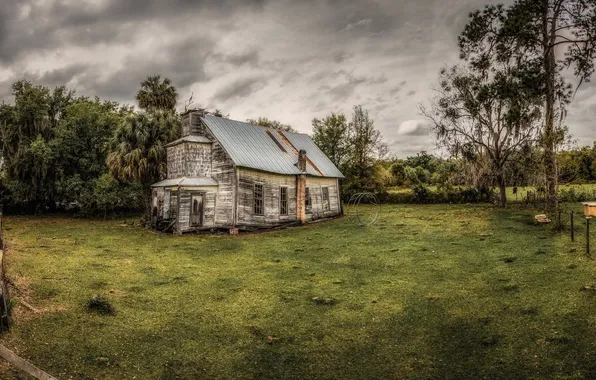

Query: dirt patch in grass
left=86, top=295, right=116, bottom=316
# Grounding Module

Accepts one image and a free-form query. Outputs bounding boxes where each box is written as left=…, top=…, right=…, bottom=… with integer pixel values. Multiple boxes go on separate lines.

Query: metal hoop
left=346, top=192, right=381, bottom=226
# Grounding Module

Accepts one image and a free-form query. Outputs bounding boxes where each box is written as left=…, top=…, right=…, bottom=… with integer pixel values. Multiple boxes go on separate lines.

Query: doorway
left=191, top=194, right=204, bottom=227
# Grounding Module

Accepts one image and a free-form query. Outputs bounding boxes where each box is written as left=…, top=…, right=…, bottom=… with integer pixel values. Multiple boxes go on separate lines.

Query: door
left=191, top=194, right=204, bottom=227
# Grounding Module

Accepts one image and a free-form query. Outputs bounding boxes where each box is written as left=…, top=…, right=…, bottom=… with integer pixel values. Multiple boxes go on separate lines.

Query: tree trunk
left=142, top=184, right=153, bottom=226
left=543, top=2, right=558, bottom=213
left=497, top=172, right=507, bottom=208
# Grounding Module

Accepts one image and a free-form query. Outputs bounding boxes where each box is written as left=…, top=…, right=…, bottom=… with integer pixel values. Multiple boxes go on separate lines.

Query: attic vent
left=266, top=130, right=287, bottom=153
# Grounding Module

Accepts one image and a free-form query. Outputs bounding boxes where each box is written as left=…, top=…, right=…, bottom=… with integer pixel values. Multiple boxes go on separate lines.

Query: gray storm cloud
left=2, top=0, right=593, bottom=158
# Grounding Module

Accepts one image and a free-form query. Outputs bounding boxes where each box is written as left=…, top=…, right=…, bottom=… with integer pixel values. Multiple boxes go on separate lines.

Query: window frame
left=322, top=186, right=330, bottom=211
left=254, top=183, right=264, bottom=216
left=305, top=187, right=312, bottom=214
left=279, top=186, right=288, bottom=216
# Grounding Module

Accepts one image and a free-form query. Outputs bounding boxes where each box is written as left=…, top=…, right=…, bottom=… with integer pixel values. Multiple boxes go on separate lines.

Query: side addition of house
left=151, top=109, right=344, bottom=233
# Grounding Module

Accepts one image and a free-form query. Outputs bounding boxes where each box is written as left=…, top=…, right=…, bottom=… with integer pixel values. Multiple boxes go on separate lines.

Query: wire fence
left=549, top=208, right=595, bottom=257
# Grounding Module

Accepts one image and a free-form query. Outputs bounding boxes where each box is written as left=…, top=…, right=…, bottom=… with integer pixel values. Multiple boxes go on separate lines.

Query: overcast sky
left=0, top=0, right=594, bottom=157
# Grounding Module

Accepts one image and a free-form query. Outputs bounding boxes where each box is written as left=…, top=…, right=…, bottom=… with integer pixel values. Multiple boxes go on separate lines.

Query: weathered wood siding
left=237, top=168, right=298, bottom=226
left=167, top=144, right=185, bottom=179
left=305, top=176, right=341, bottom=221
left=177, top=189, right=217, bottom=232
left=167, top=142, right=212, bottom=179
left=202, top=123, right=235, bottom=227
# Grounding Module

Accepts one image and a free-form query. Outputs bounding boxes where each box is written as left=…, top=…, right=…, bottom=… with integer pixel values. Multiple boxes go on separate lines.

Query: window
left=305, top=187, right=312, bottom=213
left=169, top=190, right=178, bottom=219
left=322, top=187, right=330, bottom=211
left=280, top=187, right=288, bottom=215
left=254, top=183, right=264, bottom=215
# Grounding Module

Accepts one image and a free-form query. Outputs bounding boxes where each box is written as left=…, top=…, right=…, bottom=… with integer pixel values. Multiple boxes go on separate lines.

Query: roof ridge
left=202, top=114, right=310, bottom=136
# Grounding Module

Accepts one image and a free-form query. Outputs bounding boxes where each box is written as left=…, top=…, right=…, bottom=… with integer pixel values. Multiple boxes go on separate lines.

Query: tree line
left=0, top=0, right=595, bottom=216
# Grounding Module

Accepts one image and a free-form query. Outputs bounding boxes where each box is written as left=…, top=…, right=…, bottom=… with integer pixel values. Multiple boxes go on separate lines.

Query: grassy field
left=1, top=204, right=596, bottom=379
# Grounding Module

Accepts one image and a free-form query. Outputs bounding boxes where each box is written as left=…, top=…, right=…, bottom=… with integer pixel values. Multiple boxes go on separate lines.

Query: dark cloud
left=397, top=120, right=431, bottom=137
left=211, top=49, right=261, bottom=68
left=23, top=64, right=89, bottom=88
left=333, top=51, right=354, bottom=63
left=0, top=0, right=265, bottom=64
left=212, top=76, right=267, bottom=103
left=0, top=0, right=592, bottom=156
left=390, top=81, right=407, bottom=96
left=73, top=36, right=215, bottom=103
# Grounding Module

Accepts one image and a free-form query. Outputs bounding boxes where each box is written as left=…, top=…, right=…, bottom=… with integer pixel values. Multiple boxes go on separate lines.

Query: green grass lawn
left=1, top=204, right=596, bottom=379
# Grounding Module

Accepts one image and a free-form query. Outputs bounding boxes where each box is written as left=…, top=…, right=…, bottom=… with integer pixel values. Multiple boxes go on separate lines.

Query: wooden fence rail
left=0, top=344, right=58, bottom=380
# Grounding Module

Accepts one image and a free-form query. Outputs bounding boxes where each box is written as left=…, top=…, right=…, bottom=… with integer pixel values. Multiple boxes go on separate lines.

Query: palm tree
left=136, top=75, right=178, bottom=112
left=107, top=110, right=180, bottom=218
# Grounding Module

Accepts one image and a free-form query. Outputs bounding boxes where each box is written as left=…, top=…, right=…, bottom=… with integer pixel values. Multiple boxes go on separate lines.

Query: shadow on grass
left=224, top=298, right=596, bottom=380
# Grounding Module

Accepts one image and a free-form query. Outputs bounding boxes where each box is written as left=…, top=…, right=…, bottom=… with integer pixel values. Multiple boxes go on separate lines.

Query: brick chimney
left=296, top=150, right=307, bottom=224
left=180, top=108, right=206, bottom=136
left=297, top=150, right=307, bottom=172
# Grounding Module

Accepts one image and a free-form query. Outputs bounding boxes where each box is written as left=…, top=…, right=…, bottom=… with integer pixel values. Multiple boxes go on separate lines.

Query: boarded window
left=322, top=187, right=330, bottom=211
left=254, top=183, right=264, bottom=215
left=170, top=190, right=178, bottom=219
left=280, top=187, right=288, bottom=215
left=305, top=187, right=312, bottom=213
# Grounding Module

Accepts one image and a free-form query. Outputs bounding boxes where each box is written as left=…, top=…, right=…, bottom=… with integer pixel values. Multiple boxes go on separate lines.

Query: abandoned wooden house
left=151, top=109, right=344, bottom=233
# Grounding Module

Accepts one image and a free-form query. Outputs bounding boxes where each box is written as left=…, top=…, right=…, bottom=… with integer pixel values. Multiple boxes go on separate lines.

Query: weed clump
left=312, top=296, right=336, bottom=306
left=86, top=295, right=116, bottom=316
left=502, top=284, right=519, bottom=292
left=520, top=306, right=540, bottom=315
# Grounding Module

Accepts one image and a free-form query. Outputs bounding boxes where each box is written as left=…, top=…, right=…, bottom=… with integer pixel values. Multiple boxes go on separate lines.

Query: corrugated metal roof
left=280, top=131, right=344, bottom=178
left=152, top=177, right=219, bottom=187
left=201, top=115, right=344, bottom=178
left=166, top=135, right=212, bottom=147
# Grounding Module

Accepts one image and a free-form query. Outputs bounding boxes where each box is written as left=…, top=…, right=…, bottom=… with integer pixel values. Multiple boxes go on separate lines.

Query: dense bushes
left=377, top=185, right=495, bottom=204
left=557, top=187, right=596, bottom=202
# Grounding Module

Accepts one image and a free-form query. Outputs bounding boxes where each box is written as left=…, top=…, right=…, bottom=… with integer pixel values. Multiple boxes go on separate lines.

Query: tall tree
left=246, top=117, right=296, bottom=132
left=107, top=110, right=179, bottom=218
left=311, top=112, right=352, bottom=171
left=343, top=105, right=388, bottom=193
left=350, top=105, right=387, bottom=175
left=136, top=75, right=178, bottom=112
left=459, top=0, right=596, bottom=211
left=0, top=80, right=75, bottom=209
left=421, top=64, right=543, bottom=207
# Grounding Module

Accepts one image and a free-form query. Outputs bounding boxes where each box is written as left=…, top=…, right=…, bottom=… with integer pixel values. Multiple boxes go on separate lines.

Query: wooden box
left=582, top=202, right=596, bottom=217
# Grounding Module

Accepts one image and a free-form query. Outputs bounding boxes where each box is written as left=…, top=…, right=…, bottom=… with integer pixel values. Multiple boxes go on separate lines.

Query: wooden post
left=176, top=184, right=182, bottom=235
left=587, top=218, right=590, bottom=256
left=571, top=211, right=574, bottom=242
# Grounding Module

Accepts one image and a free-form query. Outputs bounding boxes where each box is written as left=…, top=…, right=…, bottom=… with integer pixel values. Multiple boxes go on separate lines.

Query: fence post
left=587, top=217, right=591, bottom=257
left=571, top=211, right=574, bottom=242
